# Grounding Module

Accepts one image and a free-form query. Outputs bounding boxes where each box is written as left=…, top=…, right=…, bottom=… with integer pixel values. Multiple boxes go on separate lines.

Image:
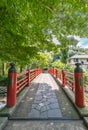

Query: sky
left=67, top=35, right=88, bottom=49
left=77, top=38, right=88, bottom=48
left=52, top=34, right=88, bottom=49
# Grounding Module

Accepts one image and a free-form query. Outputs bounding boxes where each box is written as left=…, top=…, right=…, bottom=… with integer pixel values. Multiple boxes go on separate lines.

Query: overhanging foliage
left=0, top=0, right=88, bottom=65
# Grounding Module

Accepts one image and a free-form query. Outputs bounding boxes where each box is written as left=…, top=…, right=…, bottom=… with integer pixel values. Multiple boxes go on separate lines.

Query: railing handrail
left=7, top=67, right=42, bottom=107
left=48, top=67, right=85, bottom=108
left=64, top=71, right=74, bottom=77
left=17, top=70, right=27, bottom=77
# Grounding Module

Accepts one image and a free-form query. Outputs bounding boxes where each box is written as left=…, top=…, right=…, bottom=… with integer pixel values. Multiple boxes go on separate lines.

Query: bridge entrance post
left=7, top=63, right=17, bottom=107
left=74, top=63, right=85, bottom=107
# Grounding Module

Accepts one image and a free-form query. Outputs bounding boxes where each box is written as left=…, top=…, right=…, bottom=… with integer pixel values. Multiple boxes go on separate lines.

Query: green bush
left=52, top=60, right=74, bottom=72
left=0, top=75, right=7, bottom=81
left=52, top=60, right=65, bottom=69
left=63, top=63, right=74, bottom=72
left=83, top=69, right=88, bottom=86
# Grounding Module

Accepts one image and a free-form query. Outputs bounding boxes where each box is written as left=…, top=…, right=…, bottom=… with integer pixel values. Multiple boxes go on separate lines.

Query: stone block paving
left=10, top=73, right=80, bottom=119
left=28, top=74, right=62, bottom=119
left=3, top=120, right=88, bottom=130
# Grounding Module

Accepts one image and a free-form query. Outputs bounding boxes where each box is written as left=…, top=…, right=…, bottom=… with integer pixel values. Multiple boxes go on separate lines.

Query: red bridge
left=0, top=63, right=88, bottom=130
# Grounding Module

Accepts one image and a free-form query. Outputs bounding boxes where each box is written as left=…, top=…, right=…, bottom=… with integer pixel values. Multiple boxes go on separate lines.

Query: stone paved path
left=10, top=73, right=80, bottom=119
left=28, top=74, right=62, bottom=119
left=3, top=120, right=88, bottom=130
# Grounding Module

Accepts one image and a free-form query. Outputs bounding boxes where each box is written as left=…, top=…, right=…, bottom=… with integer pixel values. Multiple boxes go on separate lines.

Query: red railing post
left=74, top=63, right=85, bottom=107
left=62, top=70, right=66, bottom=87
left=56, top=69, right=59, bottom=78
left=34, top=69, right=35, bottom=78
left=40, top=68, right=42, bottom=74
left=56, top=69, right=58, bottom=78
left=26, top=69, right=30, bottom=86
left=53, top=67, right=54, bottom=75
left=55, top=69, right=56, bottom=77
left=37, top=68, right=39, bottom=75
left=38, top=68, right=40, bottom=75
left=7, top=63, right=17, bottom=107
left=35, top=68, right=37, bottom=77
left=36, top=68, right=38, bottom=77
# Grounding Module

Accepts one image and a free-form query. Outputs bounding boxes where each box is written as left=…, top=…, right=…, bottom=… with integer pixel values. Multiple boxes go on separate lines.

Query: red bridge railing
left=17, top=70, right=29, bottom=94
left=48, top=68, right=62, bottom=79
left=48, top=64, right=85, bottom=108
left=7, top=64, right=42, bottom=107
left=48, top=68, right=77, bottom=93
left=64, top=71, right=75, bottom=93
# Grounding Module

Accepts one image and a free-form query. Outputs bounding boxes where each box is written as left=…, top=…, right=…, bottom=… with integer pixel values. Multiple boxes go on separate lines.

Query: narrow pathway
left=3, top=73, right=88, bottom=130
left=28, top=74, right=62, bottom=119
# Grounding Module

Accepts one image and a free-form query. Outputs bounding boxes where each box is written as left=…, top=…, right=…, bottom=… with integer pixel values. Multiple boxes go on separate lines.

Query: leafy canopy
left=0, top=0, right=88, bottom=65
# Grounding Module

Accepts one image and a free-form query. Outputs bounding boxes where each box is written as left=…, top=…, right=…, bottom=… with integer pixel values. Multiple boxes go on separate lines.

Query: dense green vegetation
left=0, top=0, right=59, bottom=65
left=0, top=0, right=88, bottom=74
